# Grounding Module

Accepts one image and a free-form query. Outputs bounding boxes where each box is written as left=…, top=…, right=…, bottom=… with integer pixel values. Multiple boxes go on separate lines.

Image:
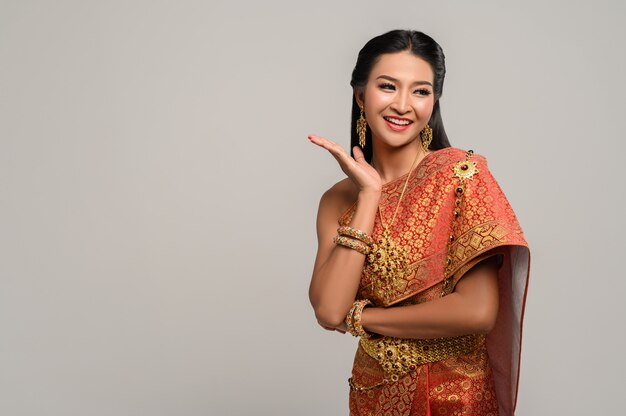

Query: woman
left=308, top=30, right=530, bottom=416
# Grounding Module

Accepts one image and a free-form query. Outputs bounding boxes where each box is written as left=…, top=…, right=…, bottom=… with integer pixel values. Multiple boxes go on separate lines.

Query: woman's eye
left=414, top=88, right=432, bottom=96
left=379, top=82, right=395, bottom=90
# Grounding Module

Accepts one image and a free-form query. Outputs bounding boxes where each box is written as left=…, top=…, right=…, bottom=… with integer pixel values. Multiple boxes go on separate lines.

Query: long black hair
left=350, top=30, right=450, bottom=163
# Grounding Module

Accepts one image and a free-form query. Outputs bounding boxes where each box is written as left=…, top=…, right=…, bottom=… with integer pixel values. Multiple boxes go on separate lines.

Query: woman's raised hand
left=308, top=134, right=382, bottom=194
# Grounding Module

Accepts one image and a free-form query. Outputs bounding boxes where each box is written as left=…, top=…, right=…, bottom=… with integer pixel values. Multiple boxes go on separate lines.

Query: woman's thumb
left=353, top=146, right=365, bottom=162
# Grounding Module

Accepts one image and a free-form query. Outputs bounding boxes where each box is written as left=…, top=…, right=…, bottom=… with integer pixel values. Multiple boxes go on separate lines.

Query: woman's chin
left=372, top=135, right=420, bottom=149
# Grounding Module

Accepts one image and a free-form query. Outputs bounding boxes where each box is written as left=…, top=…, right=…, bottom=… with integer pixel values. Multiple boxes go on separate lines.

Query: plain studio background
left=1, top=1, right=624, bottom=415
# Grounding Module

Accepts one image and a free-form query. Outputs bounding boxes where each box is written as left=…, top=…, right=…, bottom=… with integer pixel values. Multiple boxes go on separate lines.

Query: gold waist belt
left=350, top=333, right=486, bottom=392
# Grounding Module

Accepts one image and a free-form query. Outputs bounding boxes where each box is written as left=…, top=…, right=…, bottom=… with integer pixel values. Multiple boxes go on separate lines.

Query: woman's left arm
left=360, top=255, right=500, bottom=339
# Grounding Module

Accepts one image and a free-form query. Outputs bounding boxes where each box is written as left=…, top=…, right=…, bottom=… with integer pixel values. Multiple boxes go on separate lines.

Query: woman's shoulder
left=321, top=177, right=357, bottom=199
left=319, top=177, right=359, bottom=217
left=437, top=146, right=487, bottom=160
left=435, top=146, right=493, bottom=170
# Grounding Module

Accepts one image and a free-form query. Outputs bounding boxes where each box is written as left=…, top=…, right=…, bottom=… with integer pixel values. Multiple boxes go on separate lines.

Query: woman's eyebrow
left=376, top=75, right=433, bottom=87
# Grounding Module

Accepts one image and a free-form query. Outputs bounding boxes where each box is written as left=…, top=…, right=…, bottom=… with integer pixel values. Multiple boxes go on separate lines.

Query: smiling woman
left=307, top=30, right=530, bottom=416
left=354, top=51, right=436, bottom=177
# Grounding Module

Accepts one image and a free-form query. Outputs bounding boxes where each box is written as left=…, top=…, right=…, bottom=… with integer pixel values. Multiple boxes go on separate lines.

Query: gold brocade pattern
left=338, top=147, right=529, bottom=415
left=349, top=337, right=499, bottom=416
left=338, top=147, right=526, bottom=307
left=355, top=334, right=485, bottom=387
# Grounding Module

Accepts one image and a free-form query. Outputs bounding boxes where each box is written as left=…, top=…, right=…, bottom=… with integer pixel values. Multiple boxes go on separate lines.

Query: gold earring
left=420, top=124, right=433, bottom=152
left=357, top=106, right=367, bottom=148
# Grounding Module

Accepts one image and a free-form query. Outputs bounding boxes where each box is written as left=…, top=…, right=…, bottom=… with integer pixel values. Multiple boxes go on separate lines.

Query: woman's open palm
left=308, top=134, right=382, bottom=193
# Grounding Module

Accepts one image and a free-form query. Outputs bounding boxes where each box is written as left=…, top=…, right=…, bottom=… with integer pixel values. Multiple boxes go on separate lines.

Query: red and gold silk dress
left=338, top=147, right=530, bottom=416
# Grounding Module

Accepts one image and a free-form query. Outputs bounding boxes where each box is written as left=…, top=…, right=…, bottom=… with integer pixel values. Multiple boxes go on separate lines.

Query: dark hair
left=349, top=30, right=450, bottom=162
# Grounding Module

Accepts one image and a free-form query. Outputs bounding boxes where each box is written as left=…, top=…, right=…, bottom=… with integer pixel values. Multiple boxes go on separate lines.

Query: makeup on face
left=361, top=51, right=435, bottom=143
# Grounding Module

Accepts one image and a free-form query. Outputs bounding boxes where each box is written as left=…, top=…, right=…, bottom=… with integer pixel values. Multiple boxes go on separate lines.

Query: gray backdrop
left=1, top=0, right=624, bottom=415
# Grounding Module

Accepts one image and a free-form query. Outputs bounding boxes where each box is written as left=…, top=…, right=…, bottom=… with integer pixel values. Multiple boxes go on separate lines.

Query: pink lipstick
left=383, top=116, right=412, bottom=132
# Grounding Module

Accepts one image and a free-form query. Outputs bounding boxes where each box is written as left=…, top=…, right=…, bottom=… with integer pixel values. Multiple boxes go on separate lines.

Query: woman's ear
left=353, top=87, right=364, bottom=109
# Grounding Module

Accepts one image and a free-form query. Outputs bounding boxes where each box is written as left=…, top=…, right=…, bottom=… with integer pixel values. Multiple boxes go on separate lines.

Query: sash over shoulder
left=339, top=147, right=531, bottom=415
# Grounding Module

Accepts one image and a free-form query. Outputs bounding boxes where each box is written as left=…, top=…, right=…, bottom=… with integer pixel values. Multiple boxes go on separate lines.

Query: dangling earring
left=357, top=106, right=367, bottom=148
left=420, top=124, right=433, bottom=152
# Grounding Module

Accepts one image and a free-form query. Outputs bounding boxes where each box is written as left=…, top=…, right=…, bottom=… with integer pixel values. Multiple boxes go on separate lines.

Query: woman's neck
left=371, top=141, right=429, bottom=184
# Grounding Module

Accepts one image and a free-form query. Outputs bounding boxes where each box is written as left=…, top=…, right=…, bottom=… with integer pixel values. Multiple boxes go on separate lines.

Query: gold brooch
left=452, top=158, right=478, bottom=180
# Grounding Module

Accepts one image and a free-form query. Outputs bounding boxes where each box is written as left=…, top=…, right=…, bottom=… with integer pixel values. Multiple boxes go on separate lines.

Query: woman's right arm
left=307, top=134, right=382, bottom=329
left=308, top=187, right=381, bottom=329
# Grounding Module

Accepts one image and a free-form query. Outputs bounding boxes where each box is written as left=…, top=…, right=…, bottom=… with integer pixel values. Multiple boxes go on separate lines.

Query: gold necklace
left=366, top=150, right=424, bottom=299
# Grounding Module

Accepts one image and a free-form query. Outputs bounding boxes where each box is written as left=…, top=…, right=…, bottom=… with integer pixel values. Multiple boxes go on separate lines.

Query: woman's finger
left=308, top=134, right=342, bottom=153
left=353, top=145, right=366, bottom=163
left=308, top=134, right=380, bottom=191
left=308, top=135, right=353, bottom=164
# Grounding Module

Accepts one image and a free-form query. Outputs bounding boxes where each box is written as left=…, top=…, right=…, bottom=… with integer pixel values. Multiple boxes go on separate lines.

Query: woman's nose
left=390, top=91, right=410, bottom=114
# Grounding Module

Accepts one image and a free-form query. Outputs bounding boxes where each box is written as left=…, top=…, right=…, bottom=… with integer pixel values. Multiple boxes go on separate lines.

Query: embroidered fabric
left=339, top=147, right=530, bottom=416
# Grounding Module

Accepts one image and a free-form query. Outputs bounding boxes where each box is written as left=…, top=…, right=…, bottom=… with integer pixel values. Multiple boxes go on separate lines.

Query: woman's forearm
left=360, top=294, right=487, bottom=339
left=360, top=260, right=500, bottom=338
left=309, top=191, right=380, bottom=327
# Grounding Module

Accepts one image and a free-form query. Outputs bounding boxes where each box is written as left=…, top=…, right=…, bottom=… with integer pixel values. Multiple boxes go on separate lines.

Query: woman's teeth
left=385, top=117, right=411, bottom=126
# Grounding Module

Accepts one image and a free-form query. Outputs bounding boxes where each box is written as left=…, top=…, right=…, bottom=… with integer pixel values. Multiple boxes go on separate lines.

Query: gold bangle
left=351, top=299, right=372, bottom=337
left=333, top=235, right=370, bottom=255
left=345, top=299, right=372, bottom=337
left=337, top=226, right=374, bottom=246
left=344, top=302, right=359, bottom=334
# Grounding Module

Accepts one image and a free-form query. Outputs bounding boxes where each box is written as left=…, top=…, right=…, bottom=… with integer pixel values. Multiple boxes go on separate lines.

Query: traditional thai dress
left=338, top=147, right=530, bottom=416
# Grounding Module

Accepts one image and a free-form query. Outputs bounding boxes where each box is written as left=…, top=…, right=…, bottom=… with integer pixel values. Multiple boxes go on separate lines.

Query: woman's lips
left=384, top=117, right=412, bottom=132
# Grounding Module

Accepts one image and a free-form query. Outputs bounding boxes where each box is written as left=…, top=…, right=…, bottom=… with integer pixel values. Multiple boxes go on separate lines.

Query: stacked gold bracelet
left=332, top=226, right=374, bottom=256
left=345, top=299, right=372, bottom=337
left=337, top=225, right=375, bottom=246
left=332, top=227, right=375, bottom=336
left=332, top=235, right=370, bottom=255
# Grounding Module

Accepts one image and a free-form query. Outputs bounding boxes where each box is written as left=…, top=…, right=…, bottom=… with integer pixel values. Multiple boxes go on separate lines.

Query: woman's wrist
left=360, top=306, right=378, bottom=332
left=358, top=189, right=382, bottom=201
left=359, top=307, right=385, bottom=339
left=356, top=190, right=381, bottom=214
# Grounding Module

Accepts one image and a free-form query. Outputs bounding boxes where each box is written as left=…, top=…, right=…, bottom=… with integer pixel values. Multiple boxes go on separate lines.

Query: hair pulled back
left=350, top=30, right=450, bottom=162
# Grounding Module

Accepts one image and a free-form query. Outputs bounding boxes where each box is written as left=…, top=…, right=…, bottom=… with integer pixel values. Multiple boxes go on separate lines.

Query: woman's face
left=356, top=50, right=435, bottom=149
